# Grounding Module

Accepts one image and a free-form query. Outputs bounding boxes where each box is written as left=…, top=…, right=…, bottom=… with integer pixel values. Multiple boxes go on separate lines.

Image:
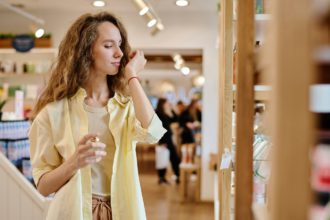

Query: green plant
left=42, top=33, right=52, bottom=39
left=0, top=99, right=7, bottom=111
left=0, top=33, right=52, bottom=39
left=0, top=33, right=15, bottom=39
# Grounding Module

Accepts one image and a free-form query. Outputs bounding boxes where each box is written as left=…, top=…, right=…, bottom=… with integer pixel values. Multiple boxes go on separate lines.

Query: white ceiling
left=2, top=0, right=217, bottom=12
left=0, top=0, right=211, bottom=81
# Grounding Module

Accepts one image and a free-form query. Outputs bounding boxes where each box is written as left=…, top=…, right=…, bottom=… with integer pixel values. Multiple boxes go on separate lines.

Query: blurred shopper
left=175, top=100, right=186, bottom=117
left=179, top=99, right=202, bottom=164
left=179, top=99, right=202, bottom=145
left=155, top=98, right=181, bottom=184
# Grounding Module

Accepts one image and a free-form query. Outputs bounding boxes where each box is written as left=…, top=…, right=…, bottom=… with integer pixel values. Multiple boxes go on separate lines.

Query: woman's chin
left=107, top=71, right=119, bottom=76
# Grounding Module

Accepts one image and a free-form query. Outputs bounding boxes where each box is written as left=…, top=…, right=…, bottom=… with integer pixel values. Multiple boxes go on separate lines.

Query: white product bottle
left=15, top=90, right=24, bottom=120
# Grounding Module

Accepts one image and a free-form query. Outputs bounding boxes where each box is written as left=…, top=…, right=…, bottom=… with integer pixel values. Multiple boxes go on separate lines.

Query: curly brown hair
left=32, top=12, right=130, bottom=119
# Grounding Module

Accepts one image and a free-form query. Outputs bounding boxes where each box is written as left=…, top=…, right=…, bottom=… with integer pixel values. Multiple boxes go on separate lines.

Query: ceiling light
left=174, top=62, right=182, bottom=70
left=35, top=28, right=45, bottom=38
left=93, top=0, right=105, bottom=7
left=176, top=0, right=189, bottom=7
left=156, top=23, right=164, bottom=30
left=193, top=75, right=205, bottom=87
left=172, top=54, right=181, bottom=62
left=139, top=7, right=149, bottom=16
left=172, top=53, right=185, bottom=70
left=133, top=0, right=165, bottom=35
left=181, top=66, right=190, bottom=75
left=147, top=19, right=157, bottom=27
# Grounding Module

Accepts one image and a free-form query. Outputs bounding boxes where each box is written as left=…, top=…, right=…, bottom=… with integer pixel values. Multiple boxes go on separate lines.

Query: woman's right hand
left=124, top=50, right=147, bottom=79
left=70, top=134, right=107, bottom=172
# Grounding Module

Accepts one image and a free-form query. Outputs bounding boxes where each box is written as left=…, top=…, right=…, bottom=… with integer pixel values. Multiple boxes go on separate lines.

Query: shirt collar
left=73, top=87, right=130, bottom=107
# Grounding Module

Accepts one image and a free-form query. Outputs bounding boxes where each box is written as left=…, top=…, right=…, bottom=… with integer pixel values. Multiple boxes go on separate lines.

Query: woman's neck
left=83, top=75, right=110, bottom=107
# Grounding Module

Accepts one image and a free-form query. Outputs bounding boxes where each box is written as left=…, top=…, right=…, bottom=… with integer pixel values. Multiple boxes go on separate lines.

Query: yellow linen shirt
left=29, top=88, right=166, bottom=220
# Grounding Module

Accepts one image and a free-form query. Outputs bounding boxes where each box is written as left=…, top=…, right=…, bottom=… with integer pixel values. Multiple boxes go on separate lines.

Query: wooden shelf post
left=218, top=0, right=234, bottom=219
left=268, top=0, right=315, bottom=219
left=234, top=0, right=255, bottom=219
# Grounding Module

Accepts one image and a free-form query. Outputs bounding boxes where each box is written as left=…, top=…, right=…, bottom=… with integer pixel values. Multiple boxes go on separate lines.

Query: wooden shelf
left=315, top=46, right=330, bottom=63
left=0, top=48, right=58, bottom=54
left=5, top=96, right=36, bottom=101
left=233, top=85, right=271, bottom=101
left=255, top=14, right=271, bottom=21
left=232, top=85, right=271, bottom=91
left=233, top=14, right=271, bottom=22
left=0, top=73, right=50, bottom=78
left=252, top=203, right=269, bottom=220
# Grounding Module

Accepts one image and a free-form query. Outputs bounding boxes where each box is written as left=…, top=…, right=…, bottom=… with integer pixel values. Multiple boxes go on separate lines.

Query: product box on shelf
left=0, top=33, right=52, bottom=49
left=0, top=119, right=32, bottom=183
left=0, top=38, right=12, bottom=48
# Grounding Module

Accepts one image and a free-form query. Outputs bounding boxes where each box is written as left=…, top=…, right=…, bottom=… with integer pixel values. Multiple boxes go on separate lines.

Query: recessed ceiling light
left=181, top=66, right=190, bottom=75
left=139, top=7, right=149, bottom=16
left=147, top=19, right=157, bottom=27
left=93, top=0, right=105, bottom=7
left=156, top=23, right=164, bottom=30
left=176, top=0, right=189, bottom=7
left=35, top=28, right=45, bottom=38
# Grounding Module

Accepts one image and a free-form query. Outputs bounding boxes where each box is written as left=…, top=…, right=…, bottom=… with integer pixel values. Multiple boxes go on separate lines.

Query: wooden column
left=234, top=0, right=255, bottom=219
left=269, top=0, right=314, bottom=219
left=218, top=0, right=233, bottom=219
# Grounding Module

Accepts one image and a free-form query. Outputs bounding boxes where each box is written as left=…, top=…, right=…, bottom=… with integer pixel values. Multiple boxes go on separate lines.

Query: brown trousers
left=92, top=194, right=112, bottom=220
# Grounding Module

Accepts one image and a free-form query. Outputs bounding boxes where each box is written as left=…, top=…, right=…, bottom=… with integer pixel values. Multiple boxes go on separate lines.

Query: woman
left=29, top=12, right=166, bottom=220
left=179, top=99, right=202, bottom=145
left=155, top=98, right=181, bottom=184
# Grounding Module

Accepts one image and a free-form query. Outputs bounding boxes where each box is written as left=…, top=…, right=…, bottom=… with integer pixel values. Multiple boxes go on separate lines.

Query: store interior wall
left=0, top=7, right=219, bottom=201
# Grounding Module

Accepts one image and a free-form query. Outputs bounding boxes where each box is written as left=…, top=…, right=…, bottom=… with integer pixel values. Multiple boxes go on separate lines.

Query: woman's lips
left=112, top=62, right=120, bottom=67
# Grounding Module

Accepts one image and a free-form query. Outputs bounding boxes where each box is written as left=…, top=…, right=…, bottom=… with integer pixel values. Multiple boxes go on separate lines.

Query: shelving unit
left=229, top=0, right=325, bottom=219
left=218, top=0, right=272, bottom=219
left=0, top=48, right=56, bottom=74
left=266, top=0, right=316, bottom=218
left=233, top=85, right=271, bottom=101
left=218, top=0, right=234, bottom=220
left=0, top=73, right=50, bottom=78
left=234, top=0, right=255, bottom=219
left=233, top=14, right=271, bottom=21
left=0, top=48, right=55, bottom=112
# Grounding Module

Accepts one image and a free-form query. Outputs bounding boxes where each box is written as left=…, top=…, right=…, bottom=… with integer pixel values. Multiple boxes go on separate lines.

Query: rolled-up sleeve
left=29, top=109, right=61, bottom=186
left=129, top=102, right=167, bottom=144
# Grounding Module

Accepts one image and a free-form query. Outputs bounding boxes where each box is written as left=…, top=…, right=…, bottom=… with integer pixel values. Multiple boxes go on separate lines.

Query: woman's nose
left=115, top=47, right=123, bottom=58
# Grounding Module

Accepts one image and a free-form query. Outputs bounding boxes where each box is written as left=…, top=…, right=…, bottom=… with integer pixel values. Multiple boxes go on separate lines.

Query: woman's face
left=91, top=22, right=123, bottom=76
left=164, top=101, right=171, bottom=112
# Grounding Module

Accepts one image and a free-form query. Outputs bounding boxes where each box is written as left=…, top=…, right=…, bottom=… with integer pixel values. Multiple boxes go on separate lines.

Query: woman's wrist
left=124, top=68, right=137, bottom=79
left=128, top=76, right=139, bottom=85
left=65, top=156, right=78, bottom=177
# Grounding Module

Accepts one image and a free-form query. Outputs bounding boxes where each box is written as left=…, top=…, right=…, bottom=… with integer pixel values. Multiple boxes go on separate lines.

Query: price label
left=220, top=151, right=232, bottom=170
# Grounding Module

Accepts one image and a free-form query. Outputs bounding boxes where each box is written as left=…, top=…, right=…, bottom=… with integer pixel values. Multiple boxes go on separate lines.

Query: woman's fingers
left=78, top=133, right=98, bottom=145
left=84, top=149, right=107, bottom=158
left=76, top=137, right=107, bottom=167
left=78, top=141, right=105, bottom=154
left=85, top=156, right=103, bottom=164
left=130, top=50, right=146, bottom=60
left=79, top=149, right=107, bottom=166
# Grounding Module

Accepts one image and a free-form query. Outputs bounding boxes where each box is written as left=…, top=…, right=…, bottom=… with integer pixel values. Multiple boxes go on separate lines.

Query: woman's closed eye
left=104, top=45, right=113, bottom=49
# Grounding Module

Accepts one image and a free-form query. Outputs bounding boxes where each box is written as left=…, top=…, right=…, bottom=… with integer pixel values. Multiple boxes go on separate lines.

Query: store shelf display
left=0, top=48, right=56, bottom=113
left=0, top=120, right=33, bottom=184
left=310, top=3, right=330, bottom=217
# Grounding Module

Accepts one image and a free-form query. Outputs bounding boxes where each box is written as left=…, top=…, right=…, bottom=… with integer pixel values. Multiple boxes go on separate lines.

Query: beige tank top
left=83, top=101, right=115, bottom=196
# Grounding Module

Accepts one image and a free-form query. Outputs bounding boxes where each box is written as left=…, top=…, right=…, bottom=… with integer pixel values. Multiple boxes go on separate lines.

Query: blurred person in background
left=179, top=99, right=202, bottom=146
left=155, top=98, right=181, bottom=184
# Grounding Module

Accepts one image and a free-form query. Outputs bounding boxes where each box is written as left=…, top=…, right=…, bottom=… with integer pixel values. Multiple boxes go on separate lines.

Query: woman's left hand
left=125, top=50, right=147, bottom=79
